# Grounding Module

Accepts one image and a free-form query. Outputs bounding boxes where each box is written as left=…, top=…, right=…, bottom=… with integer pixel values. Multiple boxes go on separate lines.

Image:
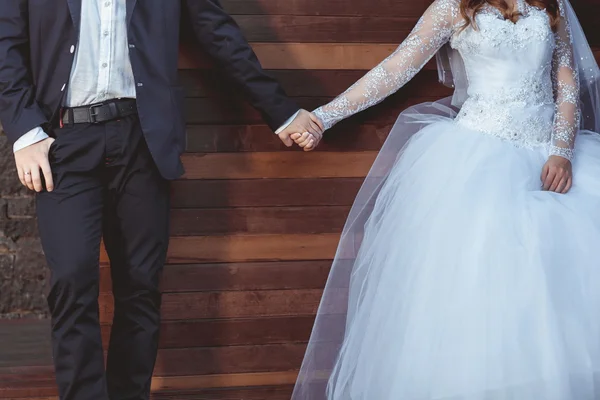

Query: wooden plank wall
left=95, top=0, right=600, bottom=398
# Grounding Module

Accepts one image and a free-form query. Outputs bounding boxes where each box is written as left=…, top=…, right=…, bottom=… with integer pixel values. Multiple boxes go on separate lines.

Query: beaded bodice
left=313, top=0, right=580, bottom=159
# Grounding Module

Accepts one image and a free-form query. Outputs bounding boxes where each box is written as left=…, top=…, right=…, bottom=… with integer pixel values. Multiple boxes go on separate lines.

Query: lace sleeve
left=313, top=0, right=461, bottom=130
left=549, top=0, right=581, bottom=160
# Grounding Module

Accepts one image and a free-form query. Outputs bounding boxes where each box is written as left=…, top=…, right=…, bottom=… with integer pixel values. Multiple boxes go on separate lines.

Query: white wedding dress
left=292, top=0, right=600, bottom=399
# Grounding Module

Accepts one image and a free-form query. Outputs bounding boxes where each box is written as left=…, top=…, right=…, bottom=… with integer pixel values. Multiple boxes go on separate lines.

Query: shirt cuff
left=13, top=126, right=49, bottom=153
left=274, top=110, right=300, bottom=134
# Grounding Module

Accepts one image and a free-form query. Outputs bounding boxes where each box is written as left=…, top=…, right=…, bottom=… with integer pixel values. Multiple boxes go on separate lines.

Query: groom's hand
left=14, top=138, right=55, bottom=192
left=278, top=109, right=323, bottom=148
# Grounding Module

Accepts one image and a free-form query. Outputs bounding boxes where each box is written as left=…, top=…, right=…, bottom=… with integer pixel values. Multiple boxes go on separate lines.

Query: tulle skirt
left=293, top=103, right=600, bottom=399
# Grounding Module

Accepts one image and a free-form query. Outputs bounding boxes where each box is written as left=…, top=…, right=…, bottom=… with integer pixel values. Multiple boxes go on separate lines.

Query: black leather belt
left=60, top=98, right=137, bottom=127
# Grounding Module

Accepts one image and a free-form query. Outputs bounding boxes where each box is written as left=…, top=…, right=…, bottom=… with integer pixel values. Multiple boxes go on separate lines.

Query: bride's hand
left=291, top=131, right=321, bottom=151
left=291, top=112, right=324, bottom=151
left=541, top=155, right=572, bottom=194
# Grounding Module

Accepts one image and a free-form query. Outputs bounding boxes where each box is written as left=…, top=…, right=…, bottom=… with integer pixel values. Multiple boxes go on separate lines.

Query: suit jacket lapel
left=127, top=0, right=138, bottom=26
left=66, top=0, right=81, bottom=32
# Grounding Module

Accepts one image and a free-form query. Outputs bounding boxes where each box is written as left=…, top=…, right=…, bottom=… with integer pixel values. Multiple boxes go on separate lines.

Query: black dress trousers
left=36, top=115, right=170, bottom=400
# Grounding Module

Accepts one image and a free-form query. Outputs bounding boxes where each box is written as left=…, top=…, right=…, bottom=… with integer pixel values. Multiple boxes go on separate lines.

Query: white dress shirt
left=13, top=0, right=294, bottom=152
left=65, top=0, right=135, bottom=107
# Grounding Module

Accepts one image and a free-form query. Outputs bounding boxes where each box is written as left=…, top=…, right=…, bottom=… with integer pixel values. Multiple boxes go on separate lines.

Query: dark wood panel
left=153, top=344, right=307, bottom=376
left=180, top=69, right=448, bottom=99
left=185, top=124, right=391, bottom=152
left=180, top=69, right=367, bottom=97
left=0, top=369, right=299, bottom=399
left=179, top=43, right=600, bottom=72
left=0, top=322, right=51, bottom=368
left=231, top=15, right=415, bottom=43
left=99, top=289, right=329, bottom=322
left=170, top=178, right=363, bottom=208
left=220, top=0, right=431, bottom=17
left=151, top=385, right=294, bottom=400
left=100, top=261, right=332, bottom=293
left=183, top=94, right=441, bottom=125
left=100, top=234, right=341, bottom=264
left=228, top=13, right=600, bottom=45
left=150, top=372, right=299, bottom=393
left=230, top=16, right=600, bottom=45
left=0, top=365, right=57, bottom=399
left=181, top=152, right=377, bottom=179
left=169, top=206, right=350, bottom=236
left=179, top=43, right=438, bottom=70
left=100, top=316, right=323, bottom=348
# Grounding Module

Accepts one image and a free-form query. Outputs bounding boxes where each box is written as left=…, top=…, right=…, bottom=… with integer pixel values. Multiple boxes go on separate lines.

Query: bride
left=290, top=0, right=600, bottom=398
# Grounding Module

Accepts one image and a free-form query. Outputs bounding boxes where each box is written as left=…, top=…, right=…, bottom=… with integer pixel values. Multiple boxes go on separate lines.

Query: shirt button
left=70, top=45, right=75, bottom=54
left=103, top=31, right=109, bottom=36
left=102, top=63, right=108, bottom=68
left=105, top=1, right=111, bottom=6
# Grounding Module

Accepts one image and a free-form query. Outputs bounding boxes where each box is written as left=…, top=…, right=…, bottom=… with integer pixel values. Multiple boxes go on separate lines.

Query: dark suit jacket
left=0, top=0, right=299, bottom=179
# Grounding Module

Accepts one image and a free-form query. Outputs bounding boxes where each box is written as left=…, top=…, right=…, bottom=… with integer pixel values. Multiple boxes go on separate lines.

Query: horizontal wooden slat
left=152, top=344, right=308, bottom=376
left=152, top=372, right=297, bottom=391
left=180, top=43, right=414, bottom=70
left=100, top=234, right=340, bottom=264
left=180, top=43, right=600, bottom=71
left=222, top=14, right=600, bottom=45
left=178, top=233, right=336, bottom=263
left=183, top=95, right=440, bottom=125
left=219, top=0, right=431, bottom=17
left=100, top=316, right=323, bottom=348
left=99, top=289, right=329, bottom=321
left=180, top=69, right=448, bottom=99
left=181, top=152, right=376, bottom=179
left=185, top=124, right=392, bottom=153
left=230, top=15, right=415, bottom=43
left=0, top=369, right=298, bottom=399
left=151, top=384, right=295, bottom=400
left=181, top=68, right=447, bottom=98
left=100, top=261, right=331, bottom=293
left=180, top=69, right=366, bottom=97
left=0, top=366, right=57, bottom=399
left=169, top=206, right=350, bottom=236
left=170, top=178, right=363, bottom=208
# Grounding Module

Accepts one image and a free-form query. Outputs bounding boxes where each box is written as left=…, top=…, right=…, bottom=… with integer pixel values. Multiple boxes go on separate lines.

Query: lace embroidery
left=452, top=10, right=552, bottom=52
left=549, top=146, right=574, bottom=159
left=556, top=79, right=580, bottom=104
left=313, top=0, right=581, bottom=161
left=455, top=74, right=555, bottom=148
left=550, top=0, right=580, bottom=160
left=313, top=0, right=461, bottom=130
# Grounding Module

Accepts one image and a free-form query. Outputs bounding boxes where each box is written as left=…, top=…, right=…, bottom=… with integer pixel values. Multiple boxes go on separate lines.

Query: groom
left=0, top=1, right=321, bottom=399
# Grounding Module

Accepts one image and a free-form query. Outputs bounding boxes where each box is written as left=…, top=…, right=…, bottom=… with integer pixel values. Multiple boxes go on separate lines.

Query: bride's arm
left=549, top=0, right=580, bottom=160
left=312, top=0, right=462, bottom=130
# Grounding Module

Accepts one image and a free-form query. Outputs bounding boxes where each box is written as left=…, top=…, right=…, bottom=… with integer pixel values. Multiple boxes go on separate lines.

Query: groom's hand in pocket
left=14, top=138, right=55, bottom=192
left=278, top=109, right=323, bottom=149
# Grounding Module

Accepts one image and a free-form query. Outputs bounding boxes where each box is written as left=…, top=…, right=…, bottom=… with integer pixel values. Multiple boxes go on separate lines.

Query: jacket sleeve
left=0, top=0, right=48, bottom=144
left=184, top=0, right=299, bottom=131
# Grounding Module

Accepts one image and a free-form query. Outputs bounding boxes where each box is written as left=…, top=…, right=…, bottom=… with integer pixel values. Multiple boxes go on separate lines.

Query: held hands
left=541, top=155, right=572, bottom=194
left=277, top=109, right=324, bottom=151
left=14, top=138, right=55, bottom=192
